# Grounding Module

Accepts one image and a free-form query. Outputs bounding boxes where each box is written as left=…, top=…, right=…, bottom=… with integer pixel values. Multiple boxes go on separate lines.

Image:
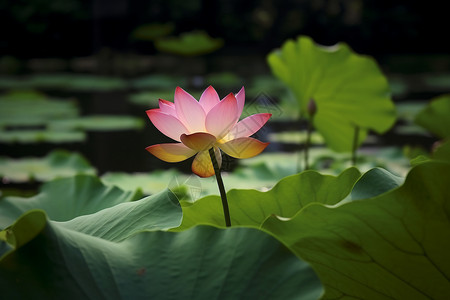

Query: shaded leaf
left=351, top=167, right=403, bottom=200
left=262, top=162, right=450, bottom=299
left=0, top=174, right=140, bottom=227
left=1, top=211, right=322, bottom=299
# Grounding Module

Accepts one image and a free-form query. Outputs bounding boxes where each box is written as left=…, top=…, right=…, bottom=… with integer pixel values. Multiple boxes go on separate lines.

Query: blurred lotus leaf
left=131, top=23, right=175, bottom=41
left=155, top=31, right=224, bottom=56
left=0, top=150, right=95, bottom=183
left=0, top=129, right=85, bottom=144
left=0, top=90, right=78, bottom=127
left=48, top=115, right=144, bottom=131
left=415, top=94, right=450, bottom=138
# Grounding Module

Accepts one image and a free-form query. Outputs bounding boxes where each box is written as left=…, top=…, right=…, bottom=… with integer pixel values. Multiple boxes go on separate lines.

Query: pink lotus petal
left=146, top=143, right=197, bottom=162
left=147, top=109, right=188, bottom=142
left=191, top=147, right=222, bottom=178
left=205, top=93, right=238, bottom=140
left=159, top=99, right=176, bottom=116
left=181, top=132, right=216, bottom=151
left=174, top=87, right=206, bottom=132
left=224, top=113, right=272, bottom=141
left=199, top=86, right=220, bottom=113
left=219, top=137, right=269, bottom=159
left=235, top=86, right=245, bottom=118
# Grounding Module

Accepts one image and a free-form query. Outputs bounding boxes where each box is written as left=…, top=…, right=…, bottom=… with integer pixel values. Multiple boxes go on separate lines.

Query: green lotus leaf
left=415, top=94, right=450, bottom=138
left=0, top=129, right=85, bottom=143
left=350, top=167, right=404, bottom=200
left=1, top=212, right=322, bottom=299
left=262, top=161, right=450, bottom=299
left=47, top=115, right=144, bottom=131
left=0, top=90, right=78, bottom=127
left=130, top=23, right=174, bottom=41
left=130, top=74, right=187, bottom=90
left=29, top=74, right=128, bottom=91
left=267, top=36, right=396, bottom=152
left=432, top=139, right=450, bottom=162
left=0, top=150, right=95, bottom=183
left=174, top=167, right=361, bottom=230
left=155, top=31, right=224, bottom=56
left=0, top=174, right=140, bottom=227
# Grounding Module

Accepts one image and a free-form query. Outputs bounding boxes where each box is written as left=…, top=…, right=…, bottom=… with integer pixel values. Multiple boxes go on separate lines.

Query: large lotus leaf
left=262, top=161, right=450, bottom=299
left=351, top=167, right=404, bottom=200
left=0, top=211, right=322, bottom=299
left=415, top=94, right=450, bottom=138
left=174, top=167, right=361, bottom=230
left=0, top=174, right=141, bottom=227
left=267, top=36, right=396, bottom=152
left=155, top=31, right=224, bottom=56
left=0, top=129, right=85, bottom=143
left=0, top=90, right=78, bottom=127
left=0, top=150, right=95, bottom=183
left=47, top=115, right=144, bottom=131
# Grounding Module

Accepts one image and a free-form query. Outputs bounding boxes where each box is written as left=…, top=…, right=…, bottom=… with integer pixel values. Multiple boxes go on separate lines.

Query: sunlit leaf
left=267, top=36, right=396, bottom=152
left=174, top=167, right=361, bottom=230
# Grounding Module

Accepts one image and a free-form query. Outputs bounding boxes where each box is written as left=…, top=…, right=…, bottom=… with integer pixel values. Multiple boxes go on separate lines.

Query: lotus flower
left=146, top=86, right=271, bottom=177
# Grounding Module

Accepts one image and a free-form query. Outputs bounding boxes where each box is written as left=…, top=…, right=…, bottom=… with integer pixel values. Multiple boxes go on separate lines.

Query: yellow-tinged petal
left=146, top=143, right=197, bottom=162
left=219, top=137, right=269, bottom=159
left=191, top=148, right=222, bottom=178
left=180, top=132, right=216, bottom=151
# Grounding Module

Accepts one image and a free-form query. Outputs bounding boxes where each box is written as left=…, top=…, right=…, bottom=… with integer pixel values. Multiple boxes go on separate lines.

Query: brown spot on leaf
left=341, top=240, right=363, bottom=254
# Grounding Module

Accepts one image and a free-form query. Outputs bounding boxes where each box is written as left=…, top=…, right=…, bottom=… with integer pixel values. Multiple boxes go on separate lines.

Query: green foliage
left=0, top=74, right=127, bottom=91
left=415, top=94, right=450, bottom=138
left=262, top=161, right=450, bottom=299
left=0, top=174, right=140, bottom=226
left=130, top=74, right=187, bottom=90
left=0, top=176, right=322, bottom=299
left=174, top=167, right=361, bottom=229
left=48, top=115, right=144, bottom=131
left=0, top=129, right=85, bottom=143
left=0, top=150, right=95, bottom=183
left=173, top=162, right=450, bottom=299
left=131, top=23, right=175, bottom=41
left=267, top=35, right=396, bottom=152
left=155, top=31, right=224, bottom=56
left=0, top=90, right=78, bottom=127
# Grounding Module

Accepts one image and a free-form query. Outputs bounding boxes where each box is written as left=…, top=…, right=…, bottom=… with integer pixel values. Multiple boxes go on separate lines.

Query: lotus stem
left=304, top=118, right=313, bottom=170
left=209, top=147, right=231, bottom=227
left=352, top=126, right=360, bottom=166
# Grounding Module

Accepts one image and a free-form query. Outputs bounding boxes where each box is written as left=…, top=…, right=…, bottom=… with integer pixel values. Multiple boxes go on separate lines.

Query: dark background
left=1, top=0, right=448, bottom=60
